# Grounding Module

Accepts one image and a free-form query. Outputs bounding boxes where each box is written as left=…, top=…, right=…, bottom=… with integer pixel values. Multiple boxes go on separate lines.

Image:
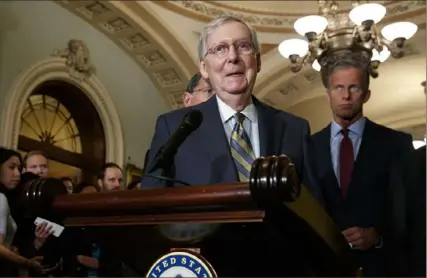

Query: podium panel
left=18, top=156, right=359, bottom=277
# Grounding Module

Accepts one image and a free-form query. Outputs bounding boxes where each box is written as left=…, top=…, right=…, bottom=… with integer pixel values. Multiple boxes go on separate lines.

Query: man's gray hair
left=197, top=15, right=261, bottom=61
left=320, top=50, right=371, bottom=92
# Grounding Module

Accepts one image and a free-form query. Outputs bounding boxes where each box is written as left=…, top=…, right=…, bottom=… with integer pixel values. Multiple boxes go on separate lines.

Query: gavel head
left=13, top=173, right=68, bottom=221
left=249, top=155, right=301, bottom=208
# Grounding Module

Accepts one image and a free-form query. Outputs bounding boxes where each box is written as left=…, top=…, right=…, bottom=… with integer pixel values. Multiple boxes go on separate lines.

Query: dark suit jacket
left=62, top=227, right=123, bottom=277
left=141, top=95, right=322, bottom=203
left=405, top=145, right=426, bottom=277
left=311, top=118, right=413, bottom=277
left=389, top=145, right=426, bottom=276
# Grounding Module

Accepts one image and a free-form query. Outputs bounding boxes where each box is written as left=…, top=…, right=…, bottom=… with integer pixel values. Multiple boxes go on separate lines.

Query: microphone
left=145, top=110, right=203, bottom=175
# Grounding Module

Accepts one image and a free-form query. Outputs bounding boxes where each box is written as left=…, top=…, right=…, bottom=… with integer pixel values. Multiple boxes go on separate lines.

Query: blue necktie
left=230, top=113, right=255, bottom=181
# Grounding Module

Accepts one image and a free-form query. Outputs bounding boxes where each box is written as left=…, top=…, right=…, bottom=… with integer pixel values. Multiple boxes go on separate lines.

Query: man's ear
left=97, top=179, right=103, bottom=189
left=256, top=53, right=261, bottom=73
left=363, top=90, right=371, bottom=103
left=200, top=61, right=208, bottom=79
left=183, top=92, right=193, bottom=107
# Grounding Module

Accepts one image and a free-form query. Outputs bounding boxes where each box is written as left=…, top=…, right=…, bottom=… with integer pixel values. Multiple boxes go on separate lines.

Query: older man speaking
left=142, top=15, right=320, bottom=198
left=141, top=14, right=324, bottom=277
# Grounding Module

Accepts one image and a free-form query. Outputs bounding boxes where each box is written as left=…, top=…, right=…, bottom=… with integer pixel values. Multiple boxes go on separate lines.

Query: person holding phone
left=0, top=148, right=52, bottom=276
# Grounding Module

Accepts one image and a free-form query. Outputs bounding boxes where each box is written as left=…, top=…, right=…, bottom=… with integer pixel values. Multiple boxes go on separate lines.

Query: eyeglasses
left=206, top=41, right=255, bottom=58
left=194, top=88, right=213, bottom=95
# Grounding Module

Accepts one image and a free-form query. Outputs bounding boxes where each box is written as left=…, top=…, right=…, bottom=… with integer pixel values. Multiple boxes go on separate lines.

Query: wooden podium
left=18, top=155, right=359, bottom=277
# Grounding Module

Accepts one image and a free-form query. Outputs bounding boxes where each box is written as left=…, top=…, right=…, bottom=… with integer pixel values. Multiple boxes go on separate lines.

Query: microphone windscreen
left=183, top=110, right=203, bottom=130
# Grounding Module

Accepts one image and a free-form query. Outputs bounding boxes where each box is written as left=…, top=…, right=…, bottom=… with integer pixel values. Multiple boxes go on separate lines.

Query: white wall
left=0, top=1, right=168, bottom=167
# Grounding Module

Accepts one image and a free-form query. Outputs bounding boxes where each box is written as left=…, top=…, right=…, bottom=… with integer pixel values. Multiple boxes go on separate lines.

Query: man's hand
left=10, top=246, right=19, bottom=254
left=77, top=255, right=99, bottom=270
left=342, top=227, right=379, bottom=250
left=27, top=256, right=44, bottom=273
left=34, top=222, right=53, bottom=250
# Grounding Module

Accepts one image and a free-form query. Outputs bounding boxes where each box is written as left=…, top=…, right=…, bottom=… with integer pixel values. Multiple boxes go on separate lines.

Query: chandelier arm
left=380, top=38, right=405, bottom=59
left=281, top=1, right=417, bottom=75
left=290, top=54, right=305, bottom=73
left=313, top=32, right=325, bottom=52
left=372, top=24, right=383, bottom=51
left=302, top=51, right=311, bottom=65
left=368, top=60, right=380, bottom=78
left=352, top=25, right=358, bottom=38
left=317, top=31, right=328, bottom=51
left=380, top=38, right=392, bottom=49
left=352, top=25, right=363, bottom=46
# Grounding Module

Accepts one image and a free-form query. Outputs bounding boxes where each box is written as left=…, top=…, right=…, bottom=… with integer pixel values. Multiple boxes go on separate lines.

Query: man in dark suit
left=311, top=51, right=413, bottom=276
left=183, top=72, right=214, bottom=107
left=141, top=15, right=321, bottom=203
left=142, top=72, right=213, bottom=174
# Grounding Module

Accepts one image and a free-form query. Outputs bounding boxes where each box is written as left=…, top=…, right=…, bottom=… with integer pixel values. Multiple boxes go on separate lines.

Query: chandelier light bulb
left=349, top=3, right=386, bottom=26
left=371, top=46, right=391, bottom=63
left=277, top=0, right=418, bottom=78
left=293, top=15, right=328, bottom=36
left=278, top=39, right=309, bottom=58
left=381, top=22, right=418, bottom=41
left=312, top=59, right=321, bottom=72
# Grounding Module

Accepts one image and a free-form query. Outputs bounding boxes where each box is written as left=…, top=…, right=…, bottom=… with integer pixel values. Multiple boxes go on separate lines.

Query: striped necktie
left=230, top=113, right=255, bottom=182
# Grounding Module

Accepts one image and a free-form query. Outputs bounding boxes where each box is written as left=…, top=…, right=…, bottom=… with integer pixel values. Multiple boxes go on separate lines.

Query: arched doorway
left=18, top=80, right=105, bottom=184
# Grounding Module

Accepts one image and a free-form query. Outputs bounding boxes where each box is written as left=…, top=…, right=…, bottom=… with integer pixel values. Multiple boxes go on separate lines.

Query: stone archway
left=0, top=56, right=125, bottom=167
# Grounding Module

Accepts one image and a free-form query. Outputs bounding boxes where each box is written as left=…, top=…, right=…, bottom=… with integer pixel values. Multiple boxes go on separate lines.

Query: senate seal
left=146, top=250, right=217, bottom=278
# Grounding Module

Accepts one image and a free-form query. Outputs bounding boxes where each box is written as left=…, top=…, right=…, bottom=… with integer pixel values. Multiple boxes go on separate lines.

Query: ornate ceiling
left=57, top=0, right=426, bottom=132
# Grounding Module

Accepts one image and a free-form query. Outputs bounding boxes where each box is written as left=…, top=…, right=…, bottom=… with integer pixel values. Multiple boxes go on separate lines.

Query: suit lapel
left=253, top=97, right=284, bottom=156
left=195, top=97, right=238, bottom=182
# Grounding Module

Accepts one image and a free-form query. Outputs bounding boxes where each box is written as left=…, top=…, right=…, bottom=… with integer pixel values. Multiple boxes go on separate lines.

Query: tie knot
left=341, top=128, right=350, bottom=138
left=234, top=112, right=245, bottom=124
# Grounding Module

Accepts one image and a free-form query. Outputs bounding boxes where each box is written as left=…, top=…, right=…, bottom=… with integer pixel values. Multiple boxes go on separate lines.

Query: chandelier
left=278, top=0, right=418, bottom=78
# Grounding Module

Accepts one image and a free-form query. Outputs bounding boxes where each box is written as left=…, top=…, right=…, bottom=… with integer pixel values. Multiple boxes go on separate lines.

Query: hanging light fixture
left=278, top=0, right=418, bottom=77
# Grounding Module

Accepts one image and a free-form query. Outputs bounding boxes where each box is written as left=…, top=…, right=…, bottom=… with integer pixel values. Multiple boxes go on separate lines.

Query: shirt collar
left=216, top=95, right=258, bottom=124
left=331, top=116, right=366, bottom=138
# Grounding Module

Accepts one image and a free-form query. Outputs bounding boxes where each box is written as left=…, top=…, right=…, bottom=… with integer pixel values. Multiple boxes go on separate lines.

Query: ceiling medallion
left=278, top=0, right=418, bottom=78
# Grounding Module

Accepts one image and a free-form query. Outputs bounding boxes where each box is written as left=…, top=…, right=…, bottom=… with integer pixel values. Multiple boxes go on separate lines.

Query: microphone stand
left=160, top=158, right=175, bottom=188
left=143, top=149, right=190, bottom=187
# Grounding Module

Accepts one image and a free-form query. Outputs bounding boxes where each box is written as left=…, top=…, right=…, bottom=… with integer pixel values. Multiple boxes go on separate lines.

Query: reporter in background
left=140, top=73, right=213, bottom=181
left=97, top=163, right=123, bottom=192
left=183, top=72, right=214, bottom=107
left=0, top=148, right=49, bottom=276
left=63, top=163, right=123, bottom=277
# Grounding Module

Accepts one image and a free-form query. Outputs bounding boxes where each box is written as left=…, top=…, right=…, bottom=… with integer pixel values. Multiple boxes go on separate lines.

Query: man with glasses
left=141, top=14, right=323, bottom=277
left=142, top=15, right=320, bottom=200
left=183, top=72, right=213, bottom=107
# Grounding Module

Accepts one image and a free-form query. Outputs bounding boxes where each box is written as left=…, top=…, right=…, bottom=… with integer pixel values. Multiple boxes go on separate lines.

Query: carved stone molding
left=52, top=39, right=96, bottom=81
left=0, top=57, right=125, bottom=167
left=55, top=0, right=426, bottom=112
left=56, top=1, right=198, bottom=110
left=155, top=1, right=426, bottom=33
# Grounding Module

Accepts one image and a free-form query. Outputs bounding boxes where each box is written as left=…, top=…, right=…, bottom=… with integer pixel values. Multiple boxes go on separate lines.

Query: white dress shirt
left=0, top=193, right=17, bottom=248
left=216, top=95, right=260, bottom=158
